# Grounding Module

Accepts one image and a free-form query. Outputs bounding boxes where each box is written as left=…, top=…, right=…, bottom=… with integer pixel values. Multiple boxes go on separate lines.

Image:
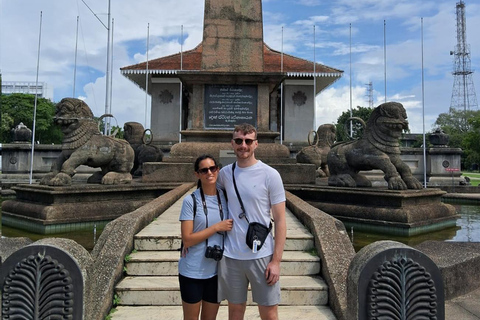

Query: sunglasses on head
left=233, top=138, right=257, bottom=145
left=198, top=165, right=219, bottom=174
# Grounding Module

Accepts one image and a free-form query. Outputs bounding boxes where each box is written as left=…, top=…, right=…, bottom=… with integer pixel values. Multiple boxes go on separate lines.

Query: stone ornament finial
left=11, top=122, right=32, bottom=143
left=1, top=244, right=84, bottom=319
left=347, top=240, right=444, bottom=320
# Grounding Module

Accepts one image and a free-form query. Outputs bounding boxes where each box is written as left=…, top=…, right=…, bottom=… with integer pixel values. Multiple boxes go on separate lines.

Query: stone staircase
left=111, top=191, right=337, bottom=319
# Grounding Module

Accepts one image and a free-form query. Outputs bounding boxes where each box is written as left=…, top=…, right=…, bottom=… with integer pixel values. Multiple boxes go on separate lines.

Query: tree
left=434, top=109, right=480, bottom=170
left=334, top=106, right=374, bottom=142
left=0, top=93, right=62, bottom=144
left=462, top=113, right=480, bottom=170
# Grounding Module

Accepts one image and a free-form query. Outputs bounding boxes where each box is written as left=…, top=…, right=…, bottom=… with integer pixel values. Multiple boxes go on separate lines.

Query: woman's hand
left=215, top=219, right=233, bottom=232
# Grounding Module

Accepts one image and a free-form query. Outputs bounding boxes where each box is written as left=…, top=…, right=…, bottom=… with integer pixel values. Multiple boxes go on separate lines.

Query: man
left=217, top=123, right=286, bottom=320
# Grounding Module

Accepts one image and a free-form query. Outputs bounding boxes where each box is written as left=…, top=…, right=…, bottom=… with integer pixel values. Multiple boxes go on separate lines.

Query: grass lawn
left=462, top=171, right=480, bottom=186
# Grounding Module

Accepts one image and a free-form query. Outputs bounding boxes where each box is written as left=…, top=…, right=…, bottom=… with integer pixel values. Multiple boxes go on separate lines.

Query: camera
left=205, top=245, right=224, bottom=261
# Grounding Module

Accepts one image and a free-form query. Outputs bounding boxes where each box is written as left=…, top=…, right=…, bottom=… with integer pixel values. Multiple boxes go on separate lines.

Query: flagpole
left=421, top=17, right=427, bottom=188
left=73, top=16, right=79, bottom=97
left=104, top=0, right=111, bottom=135
left=109, top=17, right=114, bottom=135
left=384, top=20, right=387, bottom=103
left=349, top=23, right=353, bottom=137
left=30, top=11, right=42, bottom=184
left=313, top=25, right=316, bottom=131
left=145, top=23, right=149, bottom=129
left=179, top=25, right=184, bottom=143
left=280, top=26, right=284, bottom=144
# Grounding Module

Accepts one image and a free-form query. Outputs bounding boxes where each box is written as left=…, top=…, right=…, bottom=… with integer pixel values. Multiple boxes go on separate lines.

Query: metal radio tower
left=450, top=0, right=478, bottom=112
left=365, top=82, right=374, bottom=108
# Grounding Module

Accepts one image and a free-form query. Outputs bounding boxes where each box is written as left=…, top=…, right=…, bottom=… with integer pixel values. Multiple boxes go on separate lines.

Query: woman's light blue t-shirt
left=178, top=188, right=227, bottom=279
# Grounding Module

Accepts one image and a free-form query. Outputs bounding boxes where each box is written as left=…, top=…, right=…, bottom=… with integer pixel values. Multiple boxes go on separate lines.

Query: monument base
left=142, top=141, right=316, bottom=184
left=1, top=182, right=178, bottom=234
left=287, top=186, right=459, bottom=236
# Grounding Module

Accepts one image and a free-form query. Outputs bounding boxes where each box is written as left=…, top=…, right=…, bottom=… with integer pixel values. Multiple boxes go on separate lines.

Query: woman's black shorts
left=178, top=274, right=219, bottom=304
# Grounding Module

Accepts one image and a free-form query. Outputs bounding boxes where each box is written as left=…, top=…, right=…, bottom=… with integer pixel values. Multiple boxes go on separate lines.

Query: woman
left=178, top=154, right=233, bottom=320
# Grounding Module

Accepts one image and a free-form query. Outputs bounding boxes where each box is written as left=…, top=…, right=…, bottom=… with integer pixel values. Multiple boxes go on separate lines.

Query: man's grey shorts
left=218, top=255, right=280, bottom=306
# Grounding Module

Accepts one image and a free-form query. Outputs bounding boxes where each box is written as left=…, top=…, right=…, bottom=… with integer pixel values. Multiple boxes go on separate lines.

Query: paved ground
left=443, top=193, right=480, bottom=319
left=446, top=287, right=480, bottom=319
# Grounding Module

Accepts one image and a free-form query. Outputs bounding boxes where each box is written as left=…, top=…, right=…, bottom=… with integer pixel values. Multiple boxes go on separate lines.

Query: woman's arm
left=181, top=219, right=233, bottom=249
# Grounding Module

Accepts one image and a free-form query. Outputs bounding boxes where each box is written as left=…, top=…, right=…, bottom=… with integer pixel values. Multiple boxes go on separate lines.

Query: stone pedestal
left=428, top=147, right=464, bottom=186
left=1, top=182, right=176, bottom=234
left=288, top=186, right=458, bottom=236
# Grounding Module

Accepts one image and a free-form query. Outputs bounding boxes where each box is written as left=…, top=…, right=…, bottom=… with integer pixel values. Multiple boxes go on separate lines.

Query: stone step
left=134, top=211, right=314, bottom=252
left=110, top=305, right=337, bottom=320
left=125, top=250, right=321, bottom=276
left=115, top=275, right=328, bottom=306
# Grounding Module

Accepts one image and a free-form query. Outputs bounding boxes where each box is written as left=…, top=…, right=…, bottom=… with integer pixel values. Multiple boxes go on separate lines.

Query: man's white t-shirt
left=217, top=160, right=285, bottom=260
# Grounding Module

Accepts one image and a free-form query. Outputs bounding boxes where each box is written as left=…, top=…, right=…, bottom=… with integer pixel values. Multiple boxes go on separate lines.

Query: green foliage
left=462, top=113, right=480, bottom=170
left=105, top=308, right=117, bottom=320
left=113, top=294, right=121, bottom=306
left=0, top=93, right=62, bottom=144
left=335, top=106, right=374, bottom=142
left=434, top=109, right=480, bottom=170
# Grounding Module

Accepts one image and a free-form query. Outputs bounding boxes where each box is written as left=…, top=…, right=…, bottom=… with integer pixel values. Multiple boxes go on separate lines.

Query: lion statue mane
left=327, top=102, right=423, bottom=190
left=40, top=98, right=134, bottom=186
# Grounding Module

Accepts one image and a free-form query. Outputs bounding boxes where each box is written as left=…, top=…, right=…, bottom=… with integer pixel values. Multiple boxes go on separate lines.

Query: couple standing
left=178, top=123, right=287, bottom=320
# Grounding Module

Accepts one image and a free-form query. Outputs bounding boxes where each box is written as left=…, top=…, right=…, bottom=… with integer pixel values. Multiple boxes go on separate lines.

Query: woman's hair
left=194, top=154, right=218, bottom=172
left=194, top=154, right=219, bottom=188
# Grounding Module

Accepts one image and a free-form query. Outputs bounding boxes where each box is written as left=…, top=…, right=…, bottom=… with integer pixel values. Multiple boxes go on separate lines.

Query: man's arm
left=265, top=201, right=286, bottom=285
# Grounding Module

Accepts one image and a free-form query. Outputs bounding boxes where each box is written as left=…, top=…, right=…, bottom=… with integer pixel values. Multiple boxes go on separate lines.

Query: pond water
left=1, top=224, right=103, bottom=252
left=351, top=202, right=480, bottom=251
left=1, top=202, right=479, bottom=253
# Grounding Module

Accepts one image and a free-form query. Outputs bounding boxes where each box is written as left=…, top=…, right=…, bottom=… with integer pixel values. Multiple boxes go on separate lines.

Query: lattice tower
left=450, top=0, right=478, bottom=112
left=365, top=82, right=374, bottom=108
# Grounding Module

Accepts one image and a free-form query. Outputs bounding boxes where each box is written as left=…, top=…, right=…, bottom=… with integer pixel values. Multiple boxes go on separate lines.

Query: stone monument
left=40, top=98, right=134, bottom=186
left=327, top=102, right=423, bottom=190
left=120, top=0, right=343, bottom=183
left=289, top=102, right=458, bottom=236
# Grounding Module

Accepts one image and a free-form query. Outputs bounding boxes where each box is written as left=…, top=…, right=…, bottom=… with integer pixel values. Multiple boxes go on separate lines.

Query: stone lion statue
left=327, top=102, right=423, bottom=190
left=124, top=122, right=163, bottom=177
left=296, top=124, right=336, bottom=177
left=40, top=98, right=134, bottom=186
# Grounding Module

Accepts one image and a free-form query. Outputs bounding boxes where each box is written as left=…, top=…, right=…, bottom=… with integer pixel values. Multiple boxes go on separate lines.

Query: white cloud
left=1, top=0, right=479, bottom=137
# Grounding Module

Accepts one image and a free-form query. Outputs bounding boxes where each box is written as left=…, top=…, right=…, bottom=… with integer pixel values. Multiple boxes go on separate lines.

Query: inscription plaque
left=204, top=85, right=257, bottom=129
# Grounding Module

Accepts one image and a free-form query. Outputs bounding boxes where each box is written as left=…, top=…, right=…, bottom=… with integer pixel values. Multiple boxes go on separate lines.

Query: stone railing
left=347, top=240, right=444, bottom=319
left=0, top=182, right=194, bottom=320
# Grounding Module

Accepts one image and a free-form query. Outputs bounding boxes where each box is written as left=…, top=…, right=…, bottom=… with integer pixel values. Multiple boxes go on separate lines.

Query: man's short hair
left=233, top=123, right=257, bottom=138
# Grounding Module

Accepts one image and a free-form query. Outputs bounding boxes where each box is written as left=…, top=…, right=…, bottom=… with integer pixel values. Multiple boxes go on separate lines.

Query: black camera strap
left=195, top=188, right=225, bottom=249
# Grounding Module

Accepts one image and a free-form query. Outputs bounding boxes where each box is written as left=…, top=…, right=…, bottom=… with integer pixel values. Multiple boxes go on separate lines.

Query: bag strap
left=232, top=162, right=274, bottom=228
left=232, top=162, right=249, bottom=223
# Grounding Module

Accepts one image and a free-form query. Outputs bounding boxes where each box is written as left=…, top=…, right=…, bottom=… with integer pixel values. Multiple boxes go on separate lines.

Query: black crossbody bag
left=232, top=162, right=273, bottom=252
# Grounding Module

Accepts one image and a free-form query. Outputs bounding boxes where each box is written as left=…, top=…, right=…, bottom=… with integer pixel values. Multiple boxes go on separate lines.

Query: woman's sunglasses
left=233, top=138, right=257, bottom=145
left=198, top=165, right=219, bottom=174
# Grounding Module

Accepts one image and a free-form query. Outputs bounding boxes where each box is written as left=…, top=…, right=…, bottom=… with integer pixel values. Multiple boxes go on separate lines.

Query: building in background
left=1, top=81, right=53, bottom=100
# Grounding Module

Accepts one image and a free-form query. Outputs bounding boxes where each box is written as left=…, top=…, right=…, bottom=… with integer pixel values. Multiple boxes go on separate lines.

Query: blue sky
left=1, top=0, right=479, bottom=134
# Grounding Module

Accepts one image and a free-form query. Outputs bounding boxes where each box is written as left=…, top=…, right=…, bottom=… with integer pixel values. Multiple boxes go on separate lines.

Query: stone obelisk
left=202, top=0, right=264, bottom=72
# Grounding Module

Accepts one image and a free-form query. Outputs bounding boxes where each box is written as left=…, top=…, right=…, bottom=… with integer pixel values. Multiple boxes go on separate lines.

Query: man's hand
left=265, top=260, right=280, bottom=285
